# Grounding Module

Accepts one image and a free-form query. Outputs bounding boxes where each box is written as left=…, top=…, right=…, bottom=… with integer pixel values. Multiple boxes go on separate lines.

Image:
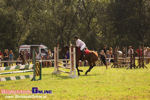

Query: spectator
left=0, top=50, right=3, bottom=67
left=136, top=46, right=142, bottom=57
left=47, top=49, right=53, bottom=59
left=109, top=47, right=113, bottom=56
left=122, top=47, right=127, bottom=58
left=41, top=49, right=47, bottom=59
left=0, top=50, right=3, bottom=60
left=144, top=47, right=147, bottom=57
left=109, top=47, right=114, bottom=62
left=9, top=50, right=14, bottom=61
left=103, top=45, right=107, bottom=54
left=9, top=50, right=14, bottom=66
left=128, top=46, right=134, bottom=57
left=3, top=49, right=9, bottom=66
left=106, top=50, right=111, bottom=65
left=46, top=49, right=53, bottom=67
left=16, top=57, right=21, bottom=65
left=24, top=50, right=29, bottom=61
left=65, top=50, right=70, bottom=59
left=99, top=50, right=107, bottom=68
left=19, top=51, right=26, bottom=64
left=143, top=47, right=148, bottom=64
left=147, top=47, right=150, bottom=64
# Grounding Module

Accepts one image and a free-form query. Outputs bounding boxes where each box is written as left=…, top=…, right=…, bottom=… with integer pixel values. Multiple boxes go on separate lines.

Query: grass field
left=0, top=65, right=150, bottom=100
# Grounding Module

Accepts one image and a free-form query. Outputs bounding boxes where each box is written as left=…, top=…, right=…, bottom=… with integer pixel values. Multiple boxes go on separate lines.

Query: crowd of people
left=99, top=45, right=150, bottom=66
left=0, top=49, right=54, bottom=67
left=0, top=49, right=14, bottom=66
left=1, top=45, right=150, bottom=67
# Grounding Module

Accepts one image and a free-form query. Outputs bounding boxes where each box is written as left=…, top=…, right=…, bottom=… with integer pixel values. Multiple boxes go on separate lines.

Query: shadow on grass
left=41, top=72, right=100, bottom=79
left=79, top=73, right=99, bottom=77
left=50, top=74, right=73, bottom=79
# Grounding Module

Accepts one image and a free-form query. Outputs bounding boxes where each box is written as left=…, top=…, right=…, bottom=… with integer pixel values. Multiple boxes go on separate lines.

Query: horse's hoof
left=85, top=72, right=87, bottom=75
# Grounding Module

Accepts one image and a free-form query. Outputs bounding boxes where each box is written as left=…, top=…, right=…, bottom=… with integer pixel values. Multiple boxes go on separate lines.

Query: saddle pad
left=85, top=49, right=90, bottom=54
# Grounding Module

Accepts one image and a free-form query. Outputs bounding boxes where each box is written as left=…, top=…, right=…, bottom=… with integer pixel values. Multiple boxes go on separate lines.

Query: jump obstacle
left=52, top=46, right=77, bottom=78
left=0, top=50, right=42, bottom=81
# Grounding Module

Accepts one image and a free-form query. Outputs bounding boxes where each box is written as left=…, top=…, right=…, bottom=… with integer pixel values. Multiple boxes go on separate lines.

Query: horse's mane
left=90, top=51, right=98, bottom=57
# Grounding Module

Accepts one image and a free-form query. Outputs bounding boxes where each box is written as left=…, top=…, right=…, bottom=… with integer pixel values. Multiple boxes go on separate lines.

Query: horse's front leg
left=76, top=64, right=83, bottom=76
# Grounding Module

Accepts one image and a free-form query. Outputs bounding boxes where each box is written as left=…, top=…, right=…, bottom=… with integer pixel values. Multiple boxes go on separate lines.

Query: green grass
left=0, top=65, right=150, bottom=100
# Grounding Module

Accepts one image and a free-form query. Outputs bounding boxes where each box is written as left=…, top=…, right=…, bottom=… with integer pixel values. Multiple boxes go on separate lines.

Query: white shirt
left=76, top=39, right=86, bottom=48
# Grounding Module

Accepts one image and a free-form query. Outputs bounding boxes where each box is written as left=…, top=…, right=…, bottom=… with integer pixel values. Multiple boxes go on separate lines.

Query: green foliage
left=0, top=0, right=150, bottom=51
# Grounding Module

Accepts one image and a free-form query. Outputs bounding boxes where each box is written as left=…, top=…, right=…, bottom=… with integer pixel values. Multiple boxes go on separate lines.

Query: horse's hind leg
left=76, top=64, right=83, bottom=76
left=85, top=65, right=94, bottom=75
left=76, top=65, right=80, bottom=76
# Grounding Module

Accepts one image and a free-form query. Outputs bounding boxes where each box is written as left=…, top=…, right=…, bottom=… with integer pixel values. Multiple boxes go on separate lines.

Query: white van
left=19, top=45, right=48, bottom=59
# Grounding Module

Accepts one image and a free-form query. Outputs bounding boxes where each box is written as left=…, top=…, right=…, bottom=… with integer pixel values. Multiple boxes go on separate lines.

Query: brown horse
left=60, top=46, right=98, bottom=75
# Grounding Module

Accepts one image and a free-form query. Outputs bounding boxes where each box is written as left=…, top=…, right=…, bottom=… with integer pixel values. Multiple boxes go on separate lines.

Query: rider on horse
left=74, top=36, right=86, bottom=60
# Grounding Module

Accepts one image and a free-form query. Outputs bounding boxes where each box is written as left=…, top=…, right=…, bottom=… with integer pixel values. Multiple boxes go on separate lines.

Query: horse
left=60, top=46, right=99, bottom=75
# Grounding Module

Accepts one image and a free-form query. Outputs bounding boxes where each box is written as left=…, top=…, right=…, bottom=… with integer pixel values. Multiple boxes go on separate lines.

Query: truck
left=19, top=45, right=48, bottom=59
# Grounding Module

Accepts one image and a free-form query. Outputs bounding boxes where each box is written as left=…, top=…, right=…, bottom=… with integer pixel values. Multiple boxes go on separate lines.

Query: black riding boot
left=81, top=50, right=85, bottom=61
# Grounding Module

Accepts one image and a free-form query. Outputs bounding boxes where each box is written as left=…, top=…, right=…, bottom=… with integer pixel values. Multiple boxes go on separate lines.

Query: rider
left=74, top=36, right=86, bottom=60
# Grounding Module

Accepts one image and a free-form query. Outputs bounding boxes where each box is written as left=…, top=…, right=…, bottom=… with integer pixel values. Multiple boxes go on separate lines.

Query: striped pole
left=0, top=64, right=33, bottom=71
left=31, top=49, right=42, bottom=81
left=0, top=70, right=33, bottom=75
left=0, top=75, right=33, bottom=81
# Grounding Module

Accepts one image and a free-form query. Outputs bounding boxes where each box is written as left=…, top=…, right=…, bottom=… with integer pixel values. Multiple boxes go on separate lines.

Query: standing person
left=19, top=51, right=25, bottom=64
left=109, top=47, right=114, bottom=63
left=0, top=50, right=3, bottom=59
left=103, top=45, right=107, bottom=54
left=9, top=50, right=14, bottom=66
left=122, top=47, right=127, bottom=58
left=74, top=36, right=87, bottom=60
left=3, top=49, right=9, bottom=66
left=65, top=49, right=70, bottom=59
left=24, top=50, right=29, bottom=62
left=46, top=49, right=53, bottom=67
left=9, top=50, right=14, bottom=60
left=144, top=47, right=148, bottom=63
left=136, top=46, right=142, bottom=57
left=106, top=50, right=111, bottom=65
left=144, top=47, right=147, bottom=57
left=128, top=46, right=134, bottom=57
left=99, top=50, right=108, bottom=69
left=0, top=50, right=3, bottom=67
left=147, top=47, right=150, bottom=64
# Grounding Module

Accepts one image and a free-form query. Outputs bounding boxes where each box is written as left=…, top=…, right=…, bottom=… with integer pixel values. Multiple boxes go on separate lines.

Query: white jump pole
left=69, top=46, right=77, bottom=78
left=52, top=47, right=60, bottom=74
